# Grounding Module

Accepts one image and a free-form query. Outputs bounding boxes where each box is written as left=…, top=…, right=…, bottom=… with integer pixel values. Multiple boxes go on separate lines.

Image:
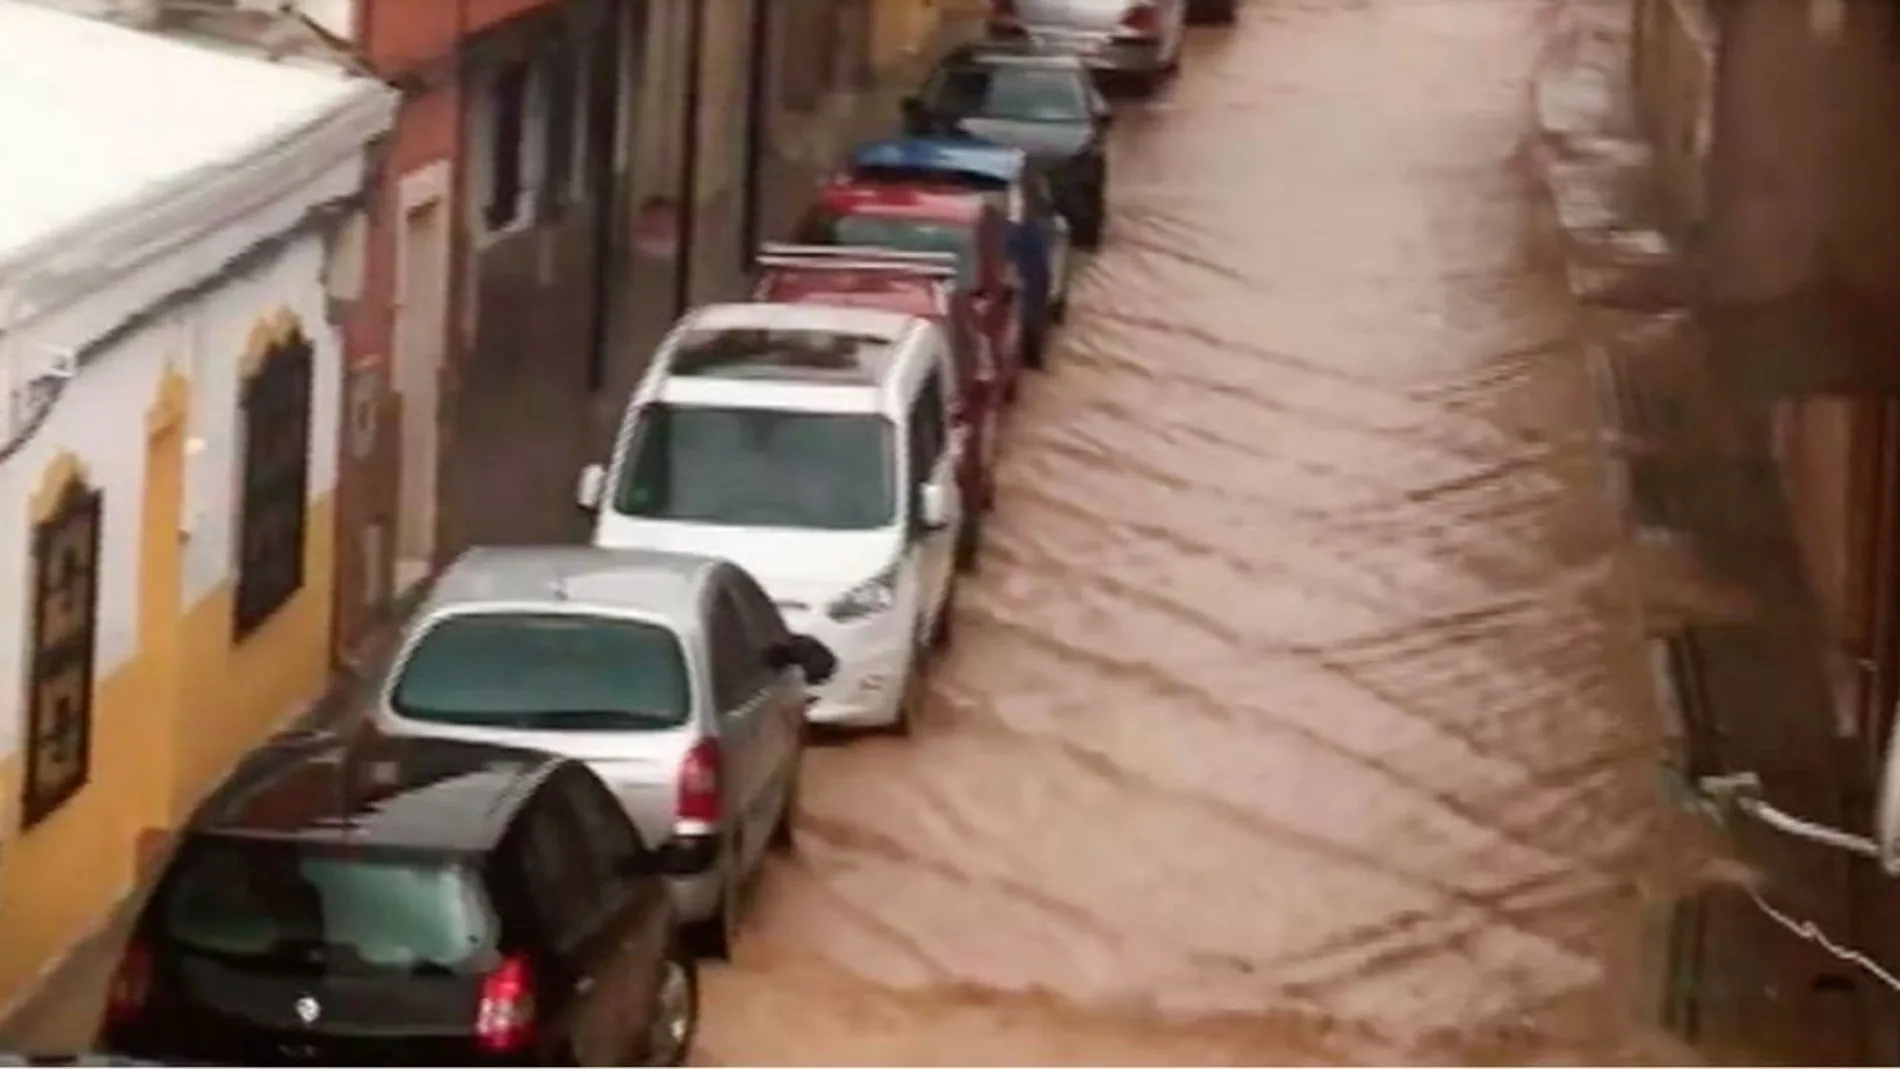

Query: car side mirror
left=901, top=95, right=928, bottom=131
left=766, top=633, right=837, bottom=686
left=919, top=482, right=951, bottom=532
left=576, top=463, right=605, bottom=511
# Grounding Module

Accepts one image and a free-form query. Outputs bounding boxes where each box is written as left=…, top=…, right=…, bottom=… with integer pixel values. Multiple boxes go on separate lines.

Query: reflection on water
left=688, top=0, right=1832, bottom=1064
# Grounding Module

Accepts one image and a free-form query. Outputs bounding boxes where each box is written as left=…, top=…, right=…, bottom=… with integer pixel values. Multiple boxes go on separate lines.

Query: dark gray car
left=903, top=45, right=1112, bottom=247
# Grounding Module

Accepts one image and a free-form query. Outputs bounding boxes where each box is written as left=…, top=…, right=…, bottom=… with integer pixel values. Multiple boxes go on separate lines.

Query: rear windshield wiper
left=401, top=707, right=670, bottom=729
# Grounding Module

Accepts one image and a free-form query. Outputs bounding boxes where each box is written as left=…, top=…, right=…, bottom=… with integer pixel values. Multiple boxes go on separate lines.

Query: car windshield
left=825, top=214, right=978, bottom=285
left=390, top=613, right=691, bottom=730
left=161, top=840, right=491, bottom=975
left=614, top=402, right=898, bottom=530
left=930, top=65, right=1092, bottom=124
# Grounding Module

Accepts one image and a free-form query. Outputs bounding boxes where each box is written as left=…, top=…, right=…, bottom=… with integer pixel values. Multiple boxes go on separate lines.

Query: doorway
left=394, top=164, right=451, bottom=596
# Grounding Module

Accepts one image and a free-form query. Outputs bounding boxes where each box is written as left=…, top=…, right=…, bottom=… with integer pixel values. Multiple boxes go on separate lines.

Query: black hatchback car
left=902, top=43, right=1112, bottom=248
left=98, top=731, right=697, bottom=1066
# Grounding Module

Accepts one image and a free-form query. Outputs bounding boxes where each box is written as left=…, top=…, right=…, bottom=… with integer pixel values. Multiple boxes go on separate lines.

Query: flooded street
left=699, top=0, right=1695, bottom=1063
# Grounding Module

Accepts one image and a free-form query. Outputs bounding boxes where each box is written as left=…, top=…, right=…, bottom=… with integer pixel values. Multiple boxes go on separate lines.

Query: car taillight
left=475, top=956, right=537, bottom=1054
left=105, top=939, right=153, bottom=1027
left=676, top=739, right=721, bottom=825
left=1121, top=2, right=1160, bottom=34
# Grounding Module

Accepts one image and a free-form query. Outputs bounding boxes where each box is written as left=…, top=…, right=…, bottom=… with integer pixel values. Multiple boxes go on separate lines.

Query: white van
left=578, top=302, right=965, bottom=735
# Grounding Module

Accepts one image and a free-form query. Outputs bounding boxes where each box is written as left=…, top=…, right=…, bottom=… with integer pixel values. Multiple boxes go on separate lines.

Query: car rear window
left=825, top=215, right=978, bottom=286
left=159, top=839, right=491, bottom=975
left=390, top=612, right=692, bottom=731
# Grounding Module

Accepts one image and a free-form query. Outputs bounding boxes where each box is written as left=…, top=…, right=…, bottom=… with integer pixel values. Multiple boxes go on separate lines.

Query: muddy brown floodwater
left=699, top=1, right=1706, bottom=1064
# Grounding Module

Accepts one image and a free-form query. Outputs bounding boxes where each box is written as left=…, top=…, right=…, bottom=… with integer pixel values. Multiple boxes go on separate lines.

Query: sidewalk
left=1526, top=0, right=1880, bottom=1061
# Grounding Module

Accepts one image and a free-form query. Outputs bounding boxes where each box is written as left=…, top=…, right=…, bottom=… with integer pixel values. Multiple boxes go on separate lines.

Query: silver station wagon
left=370, top=546, right=837, bottom=959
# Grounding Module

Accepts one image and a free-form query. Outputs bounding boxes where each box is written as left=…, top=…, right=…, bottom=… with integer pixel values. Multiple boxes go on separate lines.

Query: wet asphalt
left=690, top=1, right=1718, bottom=1063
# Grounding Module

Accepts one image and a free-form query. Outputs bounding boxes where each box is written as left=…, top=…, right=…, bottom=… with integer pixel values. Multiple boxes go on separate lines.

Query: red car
left=792, top=178, right=1025, bottom=402
left=753, top=243, right=1003, bottom=543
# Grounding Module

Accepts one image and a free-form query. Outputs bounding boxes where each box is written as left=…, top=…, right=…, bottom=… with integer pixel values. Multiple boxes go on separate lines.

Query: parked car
left=791, top=172, right=1028, bottom=385
left=370, top=546, right=834, bottom=960
left=0, top=1057, right=177, bottom=1066
left=98, top=732, right=700, bottom=1066
left=845, top=137, right=1070, bottom=367
left=577, top=302, right=966, bottom=737
left=902, top=43, right=1112, bottom=248
left=753, top=242, right=1004, bottom=557
left=984, top=0, right=1186, bottom=93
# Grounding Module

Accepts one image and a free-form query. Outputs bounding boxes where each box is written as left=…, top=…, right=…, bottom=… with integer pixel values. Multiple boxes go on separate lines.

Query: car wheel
left=955, top=516, right=982, bottom=574
left=1188, top=0, right=1237, bottom=24
left=1075, top=190, right=1107, bottom=250
left=881, top=643, right=925, bottom=737
left=1023, top=319, right=1048, bottom=370
left=931, top=584, right=957, bottom=651
left=769, top=758, right=800, bottom=853
left=684, top=849, right=739, bottom=960
left=641, top=946, right=699, bottom=1067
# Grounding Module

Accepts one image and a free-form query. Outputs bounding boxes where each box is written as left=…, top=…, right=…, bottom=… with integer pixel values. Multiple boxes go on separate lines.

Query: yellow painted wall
left=870, top=0, right=942, bottom=75
left=0, top=322, right=339, bottom=1012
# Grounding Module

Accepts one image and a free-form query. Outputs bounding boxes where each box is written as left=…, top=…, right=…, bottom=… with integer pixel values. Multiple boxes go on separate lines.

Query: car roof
left=816, top=180, right=988, bottom=221
left=848, top=137, right=1028, bottom=183
left=188, top=730, right=565, bottom=854
left=944, top=42, right=1090, bottom=69
left=422, top=545, right=719, bottom=625
left=758, top=269, right=948, bottom=319
left=650, top=301, right=936, bottom=410
left=683, top=299, right=918, bottom=339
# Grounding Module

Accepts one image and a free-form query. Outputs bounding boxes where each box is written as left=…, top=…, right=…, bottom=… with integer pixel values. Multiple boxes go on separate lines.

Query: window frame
left=233, top=327, right=314, bottom=639
left=908, top=369, right=948, bottom=486
left=706, top=582, right=771, bottom=711
left=513, top=781, right=604, bottom=951
left=21, top=474, right=102, bottom=829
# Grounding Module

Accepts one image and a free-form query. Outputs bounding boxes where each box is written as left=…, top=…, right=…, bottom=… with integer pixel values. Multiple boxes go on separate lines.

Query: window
left=613, top=403, right=899, bottom=530
left=22, top=474, right=101, bottom=828
left=908, top=372, right=947, bottom=484
left=485, top=61, right=530, bottom=231
left=540, top=38, right=576, bottom=219
left=562, top=768, right=647, bottom=884
left=390, top=612, right=691, bottom=731
left=516, top=793, right=598, bottom=946
left=927, top=65, right=1093, bottom=124
left=820, top=214, right=980, bottom=286
left=726, top=568, right=790, bottom=652
left=234, top=326, right=313, bottom=637
left=706, top=589, right=767, bottom=711
left=159, top=839, right=493, bottom=973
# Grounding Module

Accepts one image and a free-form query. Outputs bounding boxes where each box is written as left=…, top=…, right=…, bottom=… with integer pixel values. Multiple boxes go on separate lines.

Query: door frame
left=737, top=0, right=770, bottom=271
left=393, top=159, right=453, bottom=588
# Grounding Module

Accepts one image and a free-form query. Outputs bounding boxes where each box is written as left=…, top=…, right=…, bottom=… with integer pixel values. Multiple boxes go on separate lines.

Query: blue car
left=846, top=136, right=1073, bottom=367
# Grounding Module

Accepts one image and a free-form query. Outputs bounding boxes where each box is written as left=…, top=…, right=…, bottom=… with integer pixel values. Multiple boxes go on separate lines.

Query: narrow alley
left=693, top=1, right=1697, bottom=1062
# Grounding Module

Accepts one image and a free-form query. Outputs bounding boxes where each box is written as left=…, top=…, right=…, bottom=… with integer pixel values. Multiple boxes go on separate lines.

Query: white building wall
left=290, top=0, right=356, bottom=42
left=0, top=315, right=167, bottom=761
left=0, top=213, right=346, bottom=762
left=176, top=232, right=341, bottom=605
